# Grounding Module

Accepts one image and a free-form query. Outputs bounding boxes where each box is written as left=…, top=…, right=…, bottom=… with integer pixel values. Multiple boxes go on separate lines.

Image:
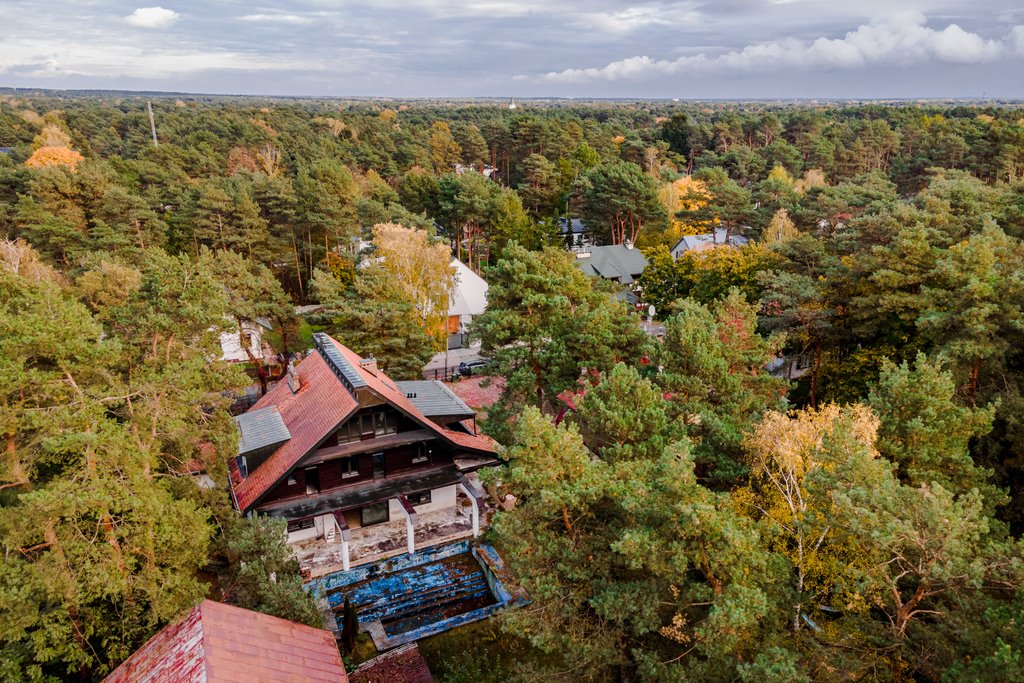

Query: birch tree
left=372, top=223, right=456, bottom=350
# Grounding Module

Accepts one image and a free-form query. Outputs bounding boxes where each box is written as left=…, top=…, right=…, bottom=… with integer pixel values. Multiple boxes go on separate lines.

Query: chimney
left=359, top=356, right=378, bottom=375
left=286, top=362, right=302, bottom=394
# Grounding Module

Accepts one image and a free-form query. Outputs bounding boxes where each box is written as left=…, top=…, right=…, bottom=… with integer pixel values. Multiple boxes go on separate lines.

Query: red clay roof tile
left=104, top=600, right=348, bottom=683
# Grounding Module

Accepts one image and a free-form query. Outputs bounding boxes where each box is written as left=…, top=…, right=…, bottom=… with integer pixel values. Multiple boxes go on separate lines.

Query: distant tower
left=508, top=97, right=517, bottom=110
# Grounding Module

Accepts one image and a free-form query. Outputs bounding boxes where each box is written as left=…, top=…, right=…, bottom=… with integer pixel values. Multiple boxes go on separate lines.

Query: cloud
left=538, top=13, right=1017, bottom=83
left=0, top=39, right=330, bottom=79
left=240, top=14, right=315, bottom=26
left=125, top=7, right=179, bottom=29
left=1012, top=26, right=1024, bottom=55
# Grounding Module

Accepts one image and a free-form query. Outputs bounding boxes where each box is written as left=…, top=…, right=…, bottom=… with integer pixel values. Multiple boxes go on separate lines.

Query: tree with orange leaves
left=25, top=146, right=84, bottom=172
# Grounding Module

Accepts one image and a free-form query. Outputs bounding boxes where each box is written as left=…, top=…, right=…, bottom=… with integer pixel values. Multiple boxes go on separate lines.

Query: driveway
left=423, top=342, right=483, bottom=379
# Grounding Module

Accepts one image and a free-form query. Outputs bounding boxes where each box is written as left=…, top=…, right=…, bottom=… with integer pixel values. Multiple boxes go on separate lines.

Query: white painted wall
left=287, top=525, right=319, bottom=544
left=386, top=484, right=457, bottom=517
left=285, top=513, right=334, bottom=544
left=219, top=320, right=264, bottom=363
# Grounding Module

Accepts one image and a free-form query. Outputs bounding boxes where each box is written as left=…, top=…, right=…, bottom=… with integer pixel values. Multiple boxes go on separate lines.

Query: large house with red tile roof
left=229, top=333, right=499, bottom=570
left=104, top=599, right=348, bottom=683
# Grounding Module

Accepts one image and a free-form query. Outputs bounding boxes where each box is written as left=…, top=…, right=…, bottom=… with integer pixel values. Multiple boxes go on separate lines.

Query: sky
left=1, top=1, right=1023, bottom=99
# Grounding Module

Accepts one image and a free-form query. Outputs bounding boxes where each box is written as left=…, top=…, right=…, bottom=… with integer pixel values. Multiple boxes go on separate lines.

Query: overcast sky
left=1, top=1, right=1022, bottom=98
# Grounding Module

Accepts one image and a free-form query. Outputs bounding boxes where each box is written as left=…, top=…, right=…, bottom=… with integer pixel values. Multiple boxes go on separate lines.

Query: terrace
left=294, top=502, right=481, bottom=579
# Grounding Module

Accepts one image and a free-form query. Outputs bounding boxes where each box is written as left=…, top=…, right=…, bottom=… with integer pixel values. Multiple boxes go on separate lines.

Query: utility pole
left=146, top=100, right=159, bottom=147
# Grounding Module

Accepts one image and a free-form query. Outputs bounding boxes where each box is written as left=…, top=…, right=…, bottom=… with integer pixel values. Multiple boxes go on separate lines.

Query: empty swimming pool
left=307, top=540, right=526, bottom=650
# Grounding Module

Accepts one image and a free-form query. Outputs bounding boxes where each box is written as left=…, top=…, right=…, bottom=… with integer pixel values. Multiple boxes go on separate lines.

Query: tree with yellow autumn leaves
left=371, top=222, right=456, bottom=350
left=25, top=123, right=83, bottom=171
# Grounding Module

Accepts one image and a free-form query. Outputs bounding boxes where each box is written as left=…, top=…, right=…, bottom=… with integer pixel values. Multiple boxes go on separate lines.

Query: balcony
left=292, top=478, right=489, bottom=579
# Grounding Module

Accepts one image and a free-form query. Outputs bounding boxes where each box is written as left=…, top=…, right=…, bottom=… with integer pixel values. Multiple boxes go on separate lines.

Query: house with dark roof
left=558, top=217, right=594, bottom=253
left=104, top=600, right=348, bottom=683
left=574, top=243, right=649, bottom=285
left=669, top=228, right=749, bottom=259
left=229, top=333, right=498, bottom=572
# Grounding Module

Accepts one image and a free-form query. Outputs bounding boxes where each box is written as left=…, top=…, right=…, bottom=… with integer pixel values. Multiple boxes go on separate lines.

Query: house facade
left=219, top=318, right=271, bottom=363
left=558, top=217, right=595, bottom=253
left=229, top=333, right=498, bottom=571
left=447, top=258, right=488, bottom=350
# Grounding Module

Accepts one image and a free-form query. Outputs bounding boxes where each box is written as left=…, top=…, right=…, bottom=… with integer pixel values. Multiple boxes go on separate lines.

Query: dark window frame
left=361, top=501, right=389, bottom=526
left=340, top=455, right=359, bottom=479
left=407, top=490, right=432, bottom=506
left=287, top=518, right=315, bottom=533
left=304, top=466, right=320, bottom=494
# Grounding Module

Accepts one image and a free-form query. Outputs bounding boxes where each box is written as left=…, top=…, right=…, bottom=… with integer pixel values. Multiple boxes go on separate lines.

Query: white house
left=219, top=318, right=272, bottom=363
left=447, top=258, right=488, bottom=349
left=454, top=163, right=496, bottom=179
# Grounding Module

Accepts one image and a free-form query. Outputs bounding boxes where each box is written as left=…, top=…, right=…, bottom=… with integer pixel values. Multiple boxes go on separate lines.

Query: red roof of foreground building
left=229, top=334, right=498, bottom=512
left=104, top=600, right=348, bottom=683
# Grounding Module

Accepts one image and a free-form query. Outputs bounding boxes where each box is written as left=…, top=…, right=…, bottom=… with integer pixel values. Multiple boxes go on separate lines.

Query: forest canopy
left=2, top=93, right=1024, bottom=682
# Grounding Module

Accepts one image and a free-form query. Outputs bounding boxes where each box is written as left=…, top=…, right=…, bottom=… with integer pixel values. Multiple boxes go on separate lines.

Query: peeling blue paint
left=306, top=540, right=528, bottom=650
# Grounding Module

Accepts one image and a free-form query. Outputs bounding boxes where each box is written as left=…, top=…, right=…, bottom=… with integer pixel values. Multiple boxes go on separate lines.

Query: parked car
left=458, top=359, right=490, bottom=377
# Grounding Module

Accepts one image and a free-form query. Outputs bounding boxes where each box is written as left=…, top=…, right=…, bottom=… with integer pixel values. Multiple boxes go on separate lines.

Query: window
left=337, top=419, right=361, bottom=444
left=361, top=413, right=375, bottom=435
left=411, top=444, right=429, bottom=464
left=287, top=518, right=314, bottom=533
left=304, top=466, right=320, bottom=494
left=361, top=501, right=389, bottom=526
left=341, top=455, right=359, bottom=479
left=407, top=490, right=431, bottom=506
left=286, top=473, right=297, bottom=485
left=373, top=410, right=398, bottom=437
left=341, top=410, right=399, bottom=441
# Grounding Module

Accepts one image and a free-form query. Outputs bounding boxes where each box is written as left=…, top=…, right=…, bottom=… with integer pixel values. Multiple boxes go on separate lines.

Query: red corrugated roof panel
left=104, top=600, right=348, bottom=683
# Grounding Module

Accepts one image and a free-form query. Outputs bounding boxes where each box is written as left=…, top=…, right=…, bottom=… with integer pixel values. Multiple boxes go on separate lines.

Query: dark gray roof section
left=235, top=406, right=291, bottom=455
left=575, top=245, right=649, bottom=284
left=313, top=332, right=366, bottom=394
left=395, top=380, right=475, bottom=418
left=557, top=217, right=589, bottom=235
